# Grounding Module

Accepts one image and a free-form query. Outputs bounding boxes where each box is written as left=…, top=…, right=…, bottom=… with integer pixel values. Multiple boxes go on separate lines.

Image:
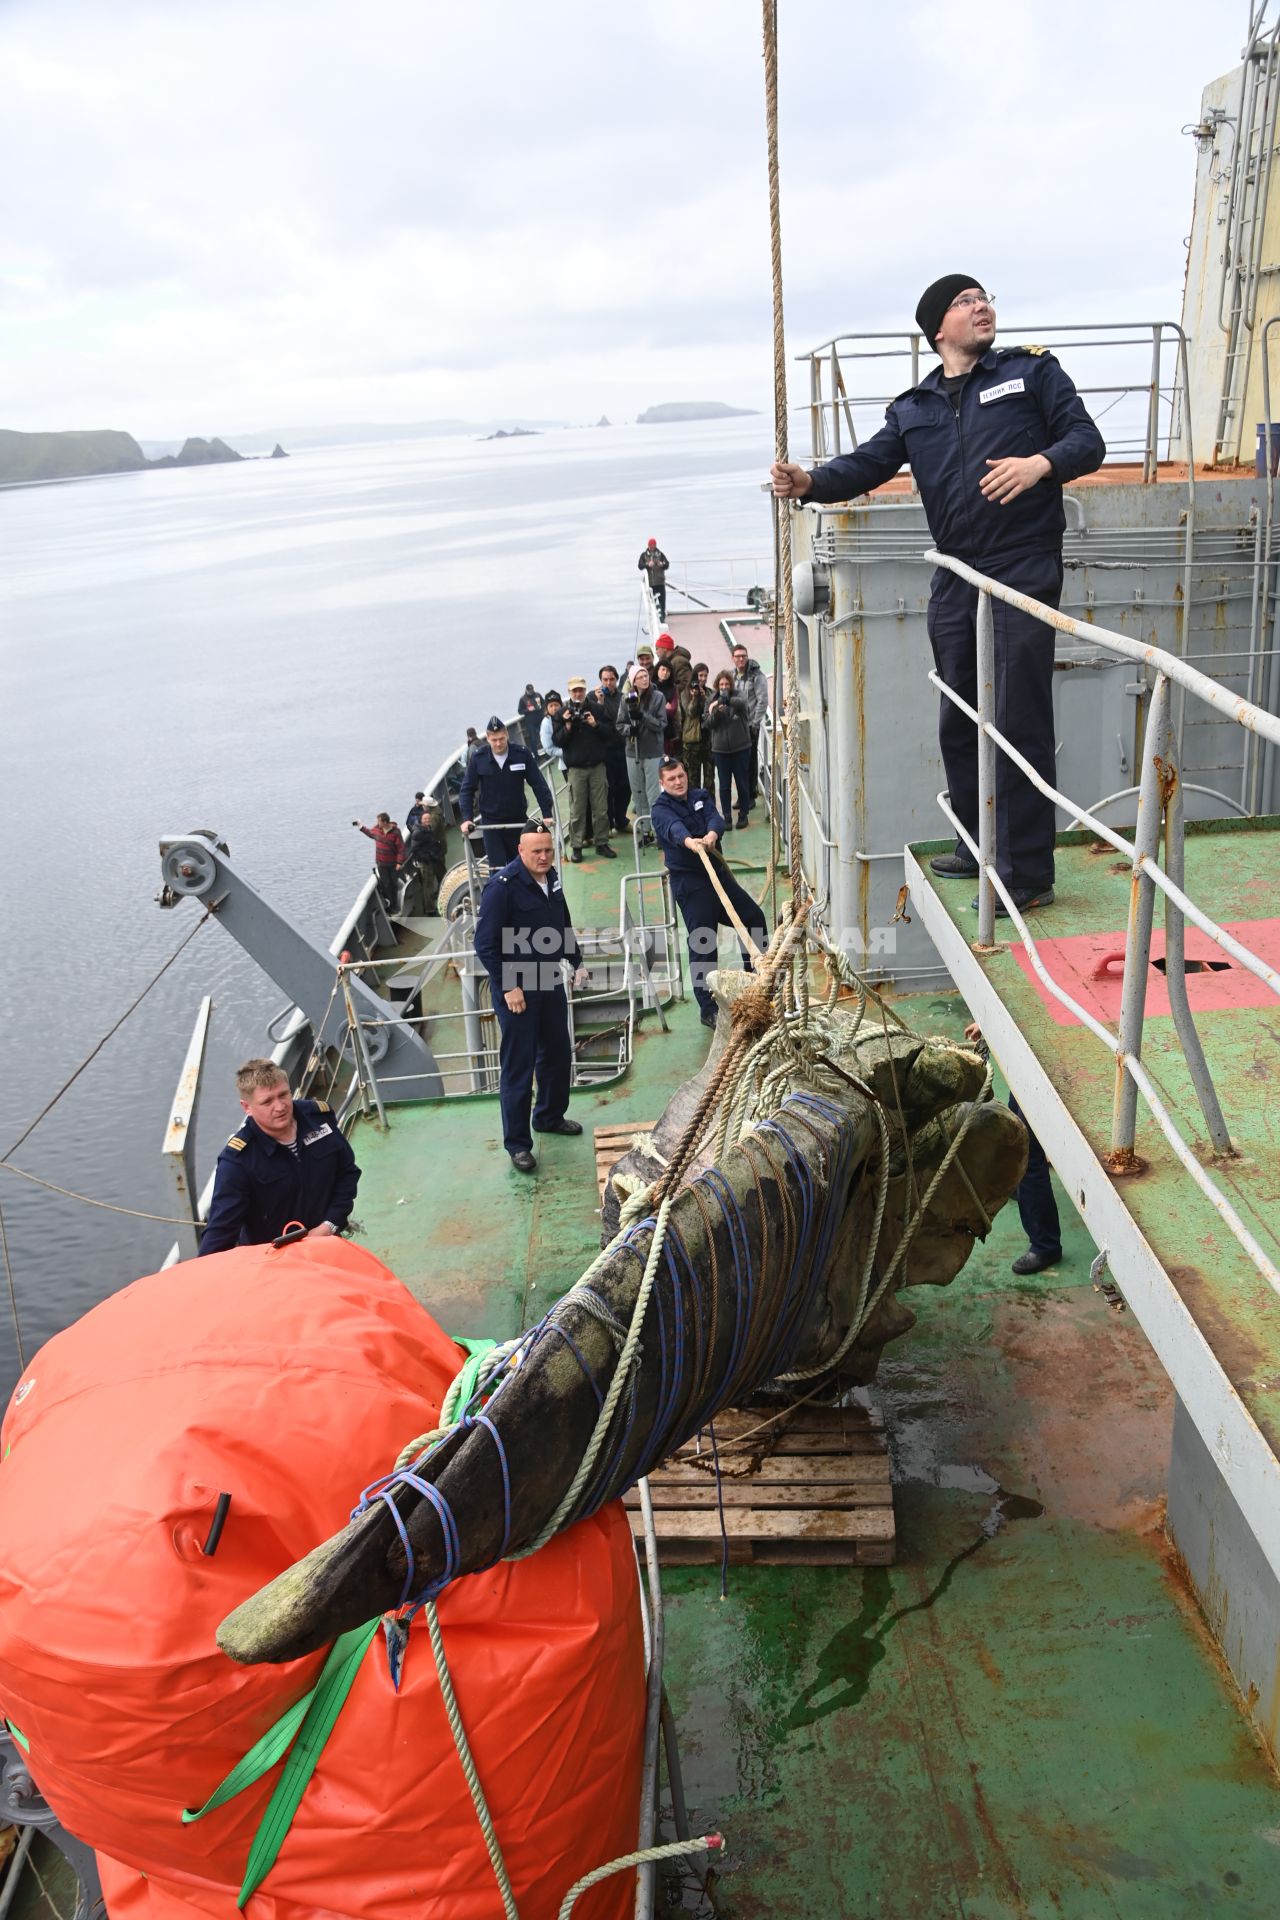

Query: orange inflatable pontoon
left=0, top=1237, right=643, bottom=1919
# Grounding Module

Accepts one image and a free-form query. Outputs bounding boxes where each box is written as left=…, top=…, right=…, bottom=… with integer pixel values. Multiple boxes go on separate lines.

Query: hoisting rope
left=762, top=0, right=809, bottom=1019
left=692, top=843, right=765, bottom=964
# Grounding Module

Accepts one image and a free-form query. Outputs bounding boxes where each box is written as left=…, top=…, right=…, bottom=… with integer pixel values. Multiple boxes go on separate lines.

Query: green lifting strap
left=183, top=1619, right=379, bottom=1908
left=4, top=1718, right=29, bottom=1753
left=443, top=1336, right=499, bottom=1425
left=181, top=1331, right=496, bottom=1908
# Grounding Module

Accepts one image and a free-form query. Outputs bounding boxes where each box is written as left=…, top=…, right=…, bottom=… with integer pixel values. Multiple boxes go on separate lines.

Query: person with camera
left=705, top=669, right=753, bottom=829
left=617, top=662, right=668, bottom=834
left=474, top=821, right=589, bottom=1174
left=459, top=715, right=555, bottom=871
left=552, top=675, right=617, bottom=865
left=730, top=641, right=770, bottom=806
left=680, top=664, right=712, bottom=792
left=400, top=799, right=448, bottom=916
left=595, top=664, right=631, bottom=834
left=517, top=683, right=545, bottom=755
left=354, top=812, right=405, bottom=912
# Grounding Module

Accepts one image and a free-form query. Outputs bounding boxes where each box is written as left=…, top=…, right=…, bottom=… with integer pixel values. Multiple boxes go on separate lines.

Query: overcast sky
left=0, top=0, right=1244, bottom=437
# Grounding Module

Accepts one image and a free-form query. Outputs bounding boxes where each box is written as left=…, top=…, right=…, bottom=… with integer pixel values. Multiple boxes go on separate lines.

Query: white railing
left=798, top=321, right=1195, bottom=483
left=925, top=546, right=1280, bottom=1302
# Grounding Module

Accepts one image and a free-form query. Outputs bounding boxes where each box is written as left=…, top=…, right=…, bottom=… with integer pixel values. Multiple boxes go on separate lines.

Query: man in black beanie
left=771, top=278, right=1105, bottom=913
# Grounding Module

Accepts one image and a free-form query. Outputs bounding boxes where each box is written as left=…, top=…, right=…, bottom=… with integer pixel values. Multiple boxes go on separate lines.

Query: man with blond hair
left=200, top=1060, right=361, bottom=1254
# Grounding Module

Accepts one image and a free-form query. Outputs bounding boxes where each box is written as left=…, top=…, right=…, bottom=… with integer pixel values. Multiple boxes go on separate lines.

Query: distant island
left=226, top=418, right=567, bottom=453
left=480, top=426, right=539, bottom=441
left=0, top=428, right=257, bottom=487
left=637, top=401, right=759, bottom=425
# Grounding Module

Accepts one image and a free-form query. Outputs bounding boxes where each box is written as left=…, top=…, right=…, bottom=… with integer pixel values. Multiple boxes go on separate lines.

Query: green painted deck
left=910, top=818, right=1280, bottom=1469
left=347, top=821, right=1280, bottom=1918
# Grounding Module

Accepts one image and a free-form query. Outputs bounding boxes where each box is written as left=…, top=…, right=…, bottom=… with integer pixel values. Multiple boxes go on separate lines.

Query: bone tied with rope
left=217, top=943, right=1025, bottom=1668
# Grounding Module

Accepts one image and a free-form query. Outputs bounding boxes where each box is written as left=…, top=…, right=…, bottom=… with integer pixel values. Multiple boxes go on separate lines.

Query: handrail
left=925, top=546, right=1280, bottom=1304
left=796, top=320, right=1194, bottom=482
left=924, top=551, right=1280, bottom=751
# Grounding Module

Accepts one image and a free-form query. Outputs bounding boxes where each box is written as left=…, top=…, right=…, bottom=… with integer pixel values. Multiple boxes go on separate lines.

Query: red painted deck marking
left=1010, top=917, right=1280, bottom=1027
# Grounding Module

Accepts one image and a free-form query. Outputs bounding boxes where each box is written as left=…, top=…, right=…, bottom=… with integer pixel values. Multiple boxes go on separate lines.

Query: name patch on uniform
left=978, top=378, right=1026, bottom=405
left=694, top=799, right=704, bottom=810
left=301, top=1124, right=333, bottom=1146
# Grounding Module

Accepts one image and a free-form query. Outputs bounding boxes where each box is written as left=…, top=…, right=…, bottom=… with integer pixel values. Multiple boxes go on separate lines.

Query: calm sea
left=0, top=415, right=776, bottom=1397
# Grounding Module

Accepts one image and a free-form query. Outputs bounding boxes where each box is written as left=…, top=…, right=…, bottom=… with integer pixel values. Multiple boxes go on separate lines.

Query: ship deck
left=344, top=806, right=1280, bottom=1918
left=908, top=819, right=1280, bottom=1565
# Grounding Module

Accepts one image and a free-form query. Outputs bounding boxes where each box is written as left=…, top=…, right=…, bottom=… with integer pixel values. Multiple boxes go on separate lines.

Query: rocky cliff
left=0, top=429, right=247, bottom=485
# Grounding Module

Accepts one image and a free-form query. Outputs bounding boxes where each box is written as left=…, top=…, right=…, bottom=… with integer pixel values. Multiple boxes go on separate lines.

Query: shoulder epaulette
left=315, top=1100, right=331, bottom=1114
left=1021, top=343, right=1049, bottom=356
left=226, top=1134, right=247, bottom=1151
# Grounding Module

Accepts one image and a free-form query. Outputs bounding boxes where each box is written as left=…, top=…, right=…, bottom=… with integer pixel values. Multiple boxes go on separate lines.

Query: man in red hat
left=638, top=537, right=669, bottom=617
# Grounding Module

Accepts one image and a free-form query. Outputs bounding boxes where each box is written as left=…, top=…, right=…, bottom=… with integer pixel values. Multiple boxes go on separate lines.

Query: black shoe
left=570, top=848, right=583, bottom=863
left=736, top=816, right=750, bottom=829
left=509, top=1150, right=537, bottom=1174
left=595, top=843, right=617, bottom=859
left=971, top=886, right=1054, bottom=916
left=1011, top=1247, right=1061, bottom=1275
left=930, top=851, right=979, bottom=879
left=534, top=1117, right=583, bottom=1136
left=700, top=1008, right=717, bottom=1029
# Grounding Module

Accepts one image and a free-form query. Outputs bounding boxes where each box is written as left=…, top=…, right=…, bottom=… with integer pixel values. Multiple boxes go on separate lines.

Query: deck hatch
left=1009, top=916, right=1280, bottom=1026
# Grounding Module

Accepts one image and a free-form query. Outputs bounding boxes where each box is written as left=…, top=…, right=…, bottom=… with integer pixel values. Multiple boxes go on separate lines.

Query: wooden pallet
left=623, top=1404, right=895, bottom=1566
left=594, top=1121, right=655, bottom=1203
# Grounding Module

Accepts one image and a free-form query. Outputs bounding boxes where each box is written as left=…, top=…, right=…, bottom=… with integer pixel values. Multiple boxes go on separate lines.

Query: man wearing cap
left=625, top=643, right=656, bottom=691
left=651, top=757, right=769, bottom=1030
left=474, top=820, right=589, bottom=1174
left=459, top=717, right=555, bottom=871
left=552, top=676, right=617, bottom=865
left=771, top=278, right=1105, bottom=914
left=638, top=538, right=669, bottom=617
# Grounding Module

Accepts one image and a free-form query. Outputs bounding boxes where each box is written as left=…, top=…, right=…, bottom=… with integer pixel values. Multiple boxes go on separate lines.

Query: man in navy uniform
left=651, top=757, right=769, bottom=1029
left=459, top=715, right=555, bottom=871
left=771, top=276, right=1105, bottom=914
left=474, top=821, right=589, bottom=1173
left=200, top=1059, right=360, bottom=1253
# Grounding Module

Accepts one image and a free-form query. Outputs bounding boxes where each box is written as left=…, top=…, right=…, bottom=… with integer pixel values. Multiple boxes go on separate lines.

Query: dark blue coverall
left=200, top=1098, right=360, bottom=1253
left=475, top=856, right=582, bottom=1155
left=458, top=743, right=554, bottom=870
left=651, top=787, right=769, bottom=1017
left=806, top=346, right=1105, bottom=893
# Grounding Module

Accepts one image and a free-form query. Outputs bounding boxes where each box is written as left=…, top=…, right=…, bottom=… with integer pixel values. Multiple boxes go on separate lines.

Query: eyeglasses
left=948, top=292, right=994, bottom=311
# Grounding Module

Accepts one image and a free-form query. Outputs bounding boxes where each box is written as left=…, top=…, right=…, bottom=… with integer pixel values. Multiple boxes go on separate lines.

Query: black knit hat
left=915, top=274, right=985, bottom=352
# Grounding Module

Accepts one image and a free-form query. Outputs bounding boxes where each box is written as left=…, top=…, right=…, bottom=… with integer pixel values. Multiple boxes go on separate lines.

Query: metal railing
left=926, top=547, right=1280, bottom=1301
left=797, top=321, right=1195, bottom=483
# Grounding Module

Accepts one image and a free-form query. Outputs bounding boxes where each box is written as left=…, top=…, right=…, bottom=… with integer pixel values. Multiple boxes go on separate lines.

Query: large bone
left=218, top=1025, right=1010, bottom=1667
